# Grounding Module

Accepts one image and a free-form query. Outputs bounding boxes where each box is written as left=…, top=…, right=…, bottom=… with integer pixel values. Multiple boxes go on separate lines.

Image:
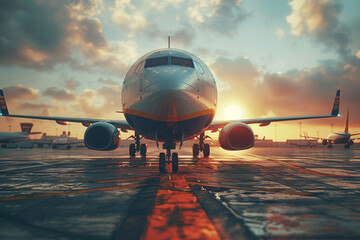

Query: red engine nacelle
left=84, top=122, right=120, bottom=151
left=219, top=122, right=255, bottom=150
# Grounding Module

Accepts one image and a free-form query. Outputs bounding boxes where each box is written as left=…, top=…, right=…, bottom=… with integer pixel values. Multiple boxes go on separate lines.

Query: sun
left=224, top=105, right=243, bottom=120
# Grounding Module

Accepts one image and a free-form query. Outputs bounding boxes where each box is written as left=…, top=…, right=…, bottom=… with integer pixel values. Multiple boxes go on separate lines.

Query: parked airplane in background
left=0, top=123, right=41, bottom=145
left=0, top=47, right=341, bottom=172
left=51, top=137, right=83, bottom=149
left=305, top=109, right=360, bottom=149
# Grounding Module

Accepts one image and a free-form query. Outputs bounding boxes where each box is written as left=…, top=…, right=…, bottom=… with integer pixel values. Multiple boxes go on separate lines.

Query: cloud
left=210, top=54, right=360, bottom=126
left=145, top=0, right=184, bottom=11
left=143, top=23, right=196, bottom=48
left=2, top=85, right=39, bottom=105
left=111, top=0, right=147, bottom=32
left=60, top=74, right=80, bottom=91
left=2, top=85, right=51, bottom=115
left=43, top=87, right=77, bottom=102
left=78, top=85, right=122, bottom=118
left=275, top=29, right=285, bottom=40
left=0, top=0, right=136, bottom=74
left=187, top=0, right=249, bottom=36
left=286, top=0, right=350, bottom=57
left=98, top=78, right=120, bottom=86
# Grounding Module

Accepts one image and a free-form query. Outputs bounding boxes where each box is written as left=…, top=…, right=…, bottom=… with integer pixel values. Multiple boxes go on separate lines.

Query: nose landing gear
left=128, top=132, right=147, bottom=157
left=159, top=142, right=178, bottom=173
left=193, top=132, right=211, bottom=158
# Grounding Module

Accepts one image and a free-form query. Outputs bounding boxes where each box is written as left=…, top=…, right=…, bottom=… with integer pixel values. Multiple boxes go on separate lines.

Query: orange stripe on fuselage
left=123, top=108, right=215, bottom=122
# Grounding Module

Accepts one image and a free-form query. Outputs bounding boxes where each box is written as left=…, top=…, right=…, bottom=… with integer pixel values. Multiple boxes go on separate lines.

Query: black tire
left=129, top=143, right=136, bottom=156
left=327, top=145, right=333, bottom=149
left=140, top=144, right=147, bottom=157
left=172, top=152, right=178, bottom=173
left=159, top=153, right=166, bottom=172
left=66, top=145, right=71, bottom=150
left=52, top=145, right=57, bottom=149
left=203, top=143, right=210, bottom=157
left=344, top=144, right=350, bottom=149
left=193, top=143, right=199, bottom=157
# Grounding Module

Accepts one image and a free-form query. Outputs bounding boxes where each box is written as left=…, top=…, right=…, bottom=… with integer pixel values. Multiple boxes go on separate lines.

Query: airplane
left=0, top=122, right=41, bottom=146
left=287, top=133, right=318, bottom=148
left=304, top=109, right=360, bottom=149
left=51, top=137, right=83, bottom=149
left=0, top=47, right=341, bottom=172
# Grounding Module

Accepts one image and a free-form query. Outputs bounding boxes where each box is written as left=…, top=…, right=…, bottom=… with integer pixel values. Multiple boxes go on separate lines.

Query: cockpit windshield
left=171, top=57, right=194, bottom=68
left=144, top=57, right=168, bottom=68
left=144, top=56, right=194, bottom=68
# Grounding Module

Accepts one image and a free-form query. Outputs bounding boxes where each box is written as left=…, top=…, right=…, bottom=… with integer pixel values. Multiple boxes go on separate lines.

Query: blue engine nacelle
left=84, top=122, right=120, bottom=151
left=219, top=122, right=254, bottom=150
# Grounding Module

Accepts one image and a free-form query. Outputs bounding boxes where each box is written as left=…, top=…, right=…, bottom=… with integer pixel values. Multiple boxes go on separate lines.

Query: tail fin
left=0, top=89, right=9, bottom=115
left=331, top=90, right=340, bottom=116
left=20, top=123, right=33, bottom=134
left=344, top=108, right=349, bottom=133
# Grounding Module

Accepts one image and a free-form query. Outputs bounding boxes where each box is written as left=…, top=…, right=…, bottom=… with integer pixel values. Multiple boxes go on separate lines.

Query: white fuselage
left=0, top=132, right=28, bottom=143
left=121, top=49, right=217, bottom=142
left=327, top=132, right=351, bottom=144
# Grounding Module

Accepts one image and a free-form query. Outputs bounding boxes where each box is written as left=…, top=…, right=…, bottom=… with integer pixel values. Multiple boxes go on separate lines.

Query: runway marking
left=247, top=153, right=353, bottom=178
left=143, top=174, right=221, bottom=240
left=0, top=184, right=144, bottom=202
left=189, top=182, right=312, bottom=196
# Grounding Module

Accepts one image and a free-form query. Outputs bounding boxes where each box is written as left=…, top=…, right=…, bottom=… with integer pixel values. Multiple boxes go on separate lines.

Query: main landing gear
left=193, top=132, right=211, bottom=158
left=128, top=132, right=147, bottom=157
left=159, top=142, right=178, bottom=173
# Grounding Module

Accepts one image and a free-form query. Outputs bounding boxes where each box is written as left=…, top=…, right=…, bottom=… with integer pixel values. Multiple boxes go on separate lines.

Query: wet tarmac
left=1, top=145, right=360, bottom=239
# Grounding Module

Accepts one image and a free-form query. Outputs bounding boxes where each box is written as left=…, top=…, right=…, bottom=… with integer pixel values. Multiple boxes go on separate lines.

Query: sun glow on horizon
left=224, top=105, right=244, bottom=120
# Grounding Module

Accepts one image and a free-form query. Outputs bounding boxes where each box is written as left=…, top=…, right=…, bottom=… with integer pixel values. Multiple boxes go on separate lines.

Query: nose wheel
left=159, top=142, right=178, bottom=173
left=193, top=132, right=211, bottom=157
left=128, top=132, right=147, bottom=157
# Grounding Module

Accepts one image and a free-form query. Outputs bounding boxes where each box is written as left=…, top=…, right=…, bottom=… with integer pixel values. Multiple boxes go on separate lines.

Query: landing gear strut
left=159, top=142, right=178, bottom=173
left=128, top=132, right=147, bottom=157
left=193, top=132, right=211, bottom=158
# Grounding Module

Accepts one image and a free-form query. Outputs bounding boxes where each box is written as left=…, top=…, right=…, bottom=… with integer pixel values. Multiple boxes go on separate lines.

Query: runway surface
left=1, top=145, right=360, bottom=239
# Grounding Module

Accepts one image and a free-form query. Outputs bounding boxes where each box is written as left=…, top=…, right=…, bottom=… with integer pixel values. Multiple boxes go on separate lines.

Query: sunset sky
left=1, top=0, right=360, bottom=141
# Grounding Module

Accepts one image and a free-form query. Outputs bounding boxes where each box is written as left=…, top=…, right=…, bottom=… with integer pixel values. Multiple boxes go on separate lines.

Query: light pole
left=331, top=123, right=334, bottom=133
left=299, top=122, right=302, bottom=139
left=275, top=124, right=277, bottom=142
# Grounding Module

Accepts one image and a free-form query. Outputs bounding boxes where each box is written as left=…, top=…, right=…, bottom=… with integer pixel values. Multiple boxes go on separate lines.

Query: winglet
left=0, top=89, right=9, bottom=116
left=331, top=89, right=340, bottom=116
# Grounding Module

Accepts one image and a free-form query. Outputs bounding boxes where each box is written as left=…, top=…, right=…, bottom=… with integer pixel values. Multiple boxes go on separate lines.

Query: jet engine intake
left=322, top=139, right=328, bottom=146
left=219, top=122, right=254, bottom=150
left=84, top=122, right=120, bottom=151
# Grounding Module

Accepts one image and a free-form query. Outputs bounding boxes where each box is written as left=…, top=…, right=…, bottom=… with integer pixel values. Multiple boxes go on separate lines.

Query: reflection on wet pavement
left=0, top=146, right=360, bottom=239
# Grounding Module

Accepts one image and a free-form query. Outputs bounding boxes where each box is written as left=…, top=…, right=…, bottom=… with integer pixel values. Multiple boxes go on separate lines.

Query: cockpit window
left=171, top=57, right=194, bottom=68
left=144, top=57, right=168, bottom=68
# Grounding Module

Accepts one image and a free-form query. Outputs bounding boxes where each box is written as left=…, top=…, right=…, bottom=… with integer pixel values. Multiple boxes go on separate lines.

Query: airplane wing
left=207, top=90, right=340, bottom=132
left=0, top=89, right=133, bottom=132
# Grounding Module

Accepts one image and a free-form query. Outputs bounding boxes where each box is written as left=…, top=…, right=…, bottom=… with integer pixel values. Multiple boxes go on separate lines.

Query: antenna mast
left=168, top=36, right=170, bottom=48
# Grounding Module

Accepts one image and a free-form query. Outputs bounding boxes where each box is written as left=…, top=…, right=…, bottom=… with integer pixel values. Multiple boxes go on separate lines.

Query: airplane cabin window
left=134, top=61, right=145, bottom=73
left=194, top=61, right=204, bottom=74
left=171, top=57, right=194, bottom=68
left=144, top=57, right=168, bottom=68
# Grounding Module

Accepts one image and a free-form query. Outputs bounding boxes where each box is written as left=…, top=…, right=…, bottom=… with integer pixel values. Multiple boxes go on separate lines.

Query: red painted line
left=143, top=175, right=221, bottom=240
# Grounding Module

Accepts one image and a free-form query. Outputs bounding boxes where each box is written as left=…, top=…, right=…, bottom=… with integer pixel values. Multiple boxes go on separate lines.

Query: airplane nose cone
left=142, top=66, right=197, bottom=92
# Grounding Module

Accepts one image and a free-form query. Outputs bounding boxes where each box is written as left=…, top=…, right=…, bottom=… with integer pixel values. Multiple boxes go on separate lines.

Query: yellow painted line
left=123, top=108, right=215, bottom=122
left=189, top=182, right=312, bottom=196
left=247, top=153, right=352, bottom=178
left=0, top=184, right=144, bottom=202
left=143, top=175, right=221, bottom=240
